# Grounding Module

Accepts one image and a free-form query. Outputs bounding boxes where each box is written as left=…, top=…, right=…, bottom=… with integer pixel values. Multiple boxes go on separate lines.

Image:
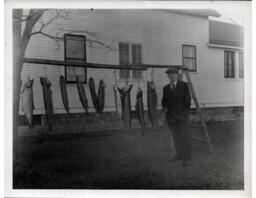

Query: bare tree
left=12, top=9, right=113, bottom=159
left=13, top=9, right=45, bottom=160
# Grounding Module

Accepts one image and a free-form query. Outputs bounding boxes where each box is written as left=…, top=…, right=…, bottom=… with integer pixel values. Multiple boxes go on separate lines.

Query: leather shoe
left=182, top=160, right=191, bottom=167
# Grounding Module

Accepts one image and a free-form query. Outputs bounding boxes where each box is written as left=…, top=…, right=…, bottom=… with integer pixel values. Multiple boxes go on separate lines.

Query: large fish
left=113, top=70, right=122, bottom=119
left=113, top=85, right=122, bottom=119
left=147, top=81, right=158, bottom=129
left=97, top=79, right=106, bottom=115
left=76, top=76, right=89, bottom=115
left=118, top=84, right=133, bottom=132
left=40, top=77, right=54, bottom=132
left=59, top=75, right=70, bottom=114
left=135, top=88, right=145, bottom=136
left=21, top=78, right=34, bottom=129
left=88, top=77, right=99, bottom=114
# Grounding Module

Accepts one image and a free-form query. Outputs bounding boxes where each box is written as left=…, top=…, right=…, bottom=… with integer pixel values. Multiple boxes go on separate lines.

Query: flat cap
left=165, top=67, right=179, bottom=74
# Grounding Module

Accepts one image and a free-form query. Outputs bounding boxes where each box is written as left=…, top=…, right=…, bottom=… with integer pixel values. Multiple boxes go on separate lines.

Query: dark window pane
left=119, top=43, right=130, bottom=78
left=65, top=35, right=85, bottom=59
left=224, top=51, right=235, bottom=78
left=132, top=44, right=142, bottom=79
left=119, top=43, right=129, bottom=65
left=65, top=34, right=87, bottom=83
left=132, top=45, right=141, bottom=64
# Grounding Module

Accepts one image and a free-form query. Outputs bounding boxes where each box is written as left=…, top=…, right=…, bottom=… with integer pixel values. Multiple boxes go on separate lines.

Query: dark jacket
left=162, top=80, right=191, bottom=120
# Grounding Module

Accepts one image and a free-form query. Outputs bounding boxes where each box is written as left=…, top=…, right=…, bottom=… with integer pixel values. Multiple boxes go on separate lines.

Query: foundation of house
left=17, top=106, right=244, bottom=136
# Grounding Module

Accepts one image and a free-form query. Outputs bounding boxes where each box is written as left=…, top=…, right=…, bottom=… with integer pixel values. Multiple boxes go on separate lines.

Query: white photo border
left=4, top=1, right=252, bottom=198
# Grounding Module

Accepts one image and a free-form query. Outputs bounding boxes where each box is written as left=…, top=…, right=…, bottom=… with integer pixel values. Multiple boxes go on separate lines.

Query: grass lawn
left=13, top=120, right=244, bottom=189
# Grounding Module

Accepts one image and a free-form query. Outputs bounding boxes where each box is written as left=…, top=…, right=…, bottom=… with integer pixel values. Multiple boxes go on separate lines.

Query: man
left=162, top=67, right=192, bottom=167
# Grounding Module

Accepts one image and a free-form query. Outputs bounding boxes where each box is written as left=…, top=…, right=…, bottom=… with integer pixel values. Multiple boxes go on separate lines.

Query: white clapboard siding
left=19, top=10, right=243, bottom=115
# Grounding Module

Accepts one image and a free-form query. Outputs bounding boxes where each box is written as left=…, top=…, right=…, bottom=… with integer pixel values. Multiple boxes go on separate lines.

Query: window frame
left=118, top=42, right=143, bottom=80
left=64, top=34, right=87, bottom=84
left=224, top=50, right=235, bottom=79
left=182, top=44, right=197, bottom=72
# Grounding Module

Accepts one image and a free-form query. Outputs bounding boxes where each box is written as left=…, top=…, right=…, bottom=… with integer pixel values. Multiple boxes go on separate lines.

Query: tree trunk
left=13, top=9, right=23, bottom=161
left=13, top=9, right=45, bottom=161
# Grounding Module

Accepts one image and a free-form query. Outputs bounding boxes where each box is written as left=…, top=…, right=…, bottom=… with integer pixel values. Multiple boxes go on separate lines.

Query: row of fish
left=113, top=81, right=159, bottom=136
left=21, top=76, right=105, bottom=131
left=21, top=76, right=159, bottom=133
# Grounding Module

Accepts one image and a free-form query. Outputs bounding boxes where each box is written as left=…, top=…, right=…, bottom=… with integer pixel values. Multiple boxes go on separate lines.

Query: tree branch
left=20, top=9, right=47, bottom=21
left=30, top=30, right=114, bottom=51
left=24, top=9, right=115, bottom=51
left=30, top=31, right=63, bottom=49
left=21, top=9, right=46, bottom=54
left=86, top=38, right=113, bottom=50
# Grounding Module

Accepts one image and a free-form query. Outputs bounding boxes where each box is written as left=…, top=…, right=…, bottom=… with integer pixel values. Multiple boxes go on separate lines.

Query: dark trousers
left=166, top=115, right=191, bottom=161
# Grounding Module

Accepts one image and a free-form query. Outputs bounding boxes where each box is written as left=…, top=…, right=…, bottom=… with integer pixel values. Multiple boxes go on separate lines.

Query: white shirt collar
left=170, top=80, right=177, bottom=88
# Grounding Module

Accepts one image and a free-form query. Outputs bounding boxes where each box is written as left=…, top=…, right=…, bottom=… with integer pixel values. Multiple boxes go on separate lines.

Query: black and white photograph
left=4, top=1, right=252, bottom=198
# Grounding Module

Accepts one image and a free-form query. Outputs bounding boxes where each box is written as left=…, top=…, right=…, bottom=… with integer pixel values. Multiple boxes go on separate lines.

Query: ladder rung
left=192, top=137, right=210, bottom=143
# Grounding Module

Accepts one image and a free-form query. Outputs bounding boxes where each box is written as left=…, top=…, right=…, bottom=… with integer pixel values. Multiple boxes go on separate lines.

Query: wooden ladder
left=181, top=67, right=214, bottom=154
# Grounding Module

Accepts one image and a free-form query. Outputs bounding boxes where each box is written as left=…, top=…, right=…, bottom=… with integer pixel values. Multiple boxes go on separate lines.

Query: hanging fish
left=59, top=75, right=70, bottom=114
left=21, top=78, right=34, bottom=129
left=76, top=76, right=89, bottom=115
left=135, top=88, right=145, bottom=136
left=118, top=84, right=133, bottom=133
left=113, top=71, right=122, bottom=119
left=40, top=77, right=54, bottom=132
left=98, top=79, right=106, bottom=115
left=113, top=85, right=122, bottom=119
left=88, top=77, right=99, bottom=114
left=147, top=81, right=158, bottom=129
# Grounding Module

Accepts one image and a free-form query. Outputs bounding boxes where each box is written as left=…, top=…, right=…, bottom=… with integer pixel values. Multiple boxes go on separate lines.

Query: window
left=119, top=43, right=142, bottom=79
left=119, top=43, right=130, bottom=79
left=64, top=34, right=87, bottom=83
left=182, top=45, right=197, bottom=71
left=132, top=44, right=142, bottom=79
left=224, top=51, right=235, bottom=78
left=239, top=52, right=244, bottom=78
